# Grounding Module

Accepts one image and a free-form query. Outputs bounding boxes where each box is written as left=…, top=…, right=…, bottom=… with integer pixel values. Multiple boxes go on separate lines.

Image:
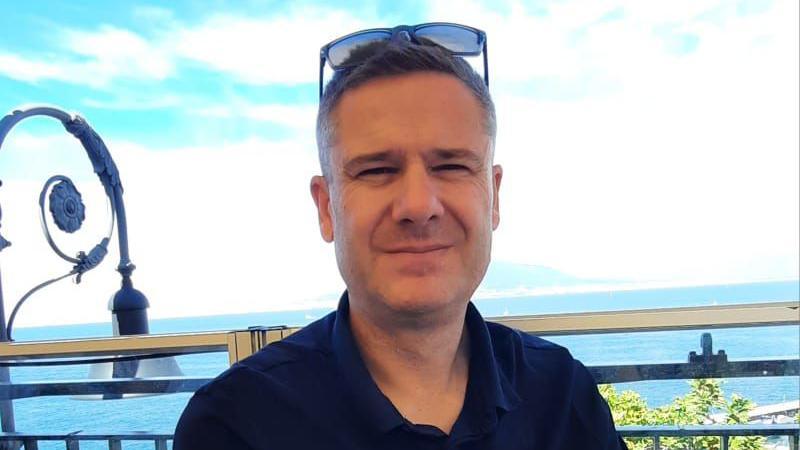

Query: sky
left=0, top=0, right=797, bottom=327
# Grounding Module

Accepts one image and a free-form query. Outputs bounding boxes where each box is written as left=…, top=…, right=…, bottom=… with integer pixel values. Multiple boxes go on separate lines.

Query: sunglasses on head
left=319, top=22, right=489, bottom=97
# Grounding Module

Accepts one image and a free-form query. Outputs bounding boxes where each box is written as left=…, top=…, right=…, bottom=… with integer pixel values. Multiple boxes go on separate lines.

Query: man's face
left=311, top=72, right=502, bottom=318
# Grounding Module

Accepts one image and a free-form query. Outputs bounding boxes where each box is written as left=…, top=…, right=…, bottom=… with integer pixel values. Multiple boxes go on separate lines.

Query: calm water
left=5, top=280, right=799, bottom=450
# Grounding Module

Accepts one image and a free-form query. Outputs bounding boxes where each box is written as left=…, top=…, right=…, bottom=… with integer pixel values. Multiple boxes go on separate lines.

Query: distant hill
left=479, top=261, right=613, bottom=291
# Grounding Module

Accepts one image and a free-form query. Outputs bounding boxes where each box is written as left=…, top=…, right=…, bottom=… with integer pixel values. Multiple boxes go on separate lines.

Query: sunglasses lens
left=414, top=25, right=483, bottom=54
left=328, top=31, right=392, bottom=68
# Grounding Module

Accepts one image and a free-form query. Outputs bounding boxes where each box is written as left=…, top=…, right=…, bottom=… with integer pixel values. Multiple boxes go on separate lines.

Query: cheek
left=442, top=182, right=494, bottom=232
left=337, top=188, right=386, bottom=248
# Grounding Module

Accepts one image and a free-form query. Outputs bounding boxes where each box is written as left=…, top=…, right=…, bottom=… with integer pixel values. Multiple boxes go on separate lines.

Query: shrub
left=600, top=379, right=765, bottom=450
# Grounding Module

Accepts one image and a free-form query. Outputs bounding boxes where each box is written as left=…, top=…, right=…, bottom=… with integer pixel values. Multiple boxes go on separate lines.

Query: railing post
left=107, top=439, right=121, bottom=450
left=721, top=435, right=728, bottom=450
left=0, top=268, right=17, bottom=437
left=789, top=432, right=798, bottom=450
left=155, top=439, right=168, bottom=450
left=227, top=326, right=288, bottom=365
left=653, top=435, right=660, bottom=450
left=65, top=439, right=79, bottom=450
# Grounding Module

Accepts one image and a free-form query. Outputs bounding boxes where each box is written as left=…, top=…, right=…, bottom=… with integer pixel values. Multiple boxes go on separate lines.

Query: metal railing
left=618, top=424, right=799, bottom=450
left=0, top=427, right=797, bottom=450
left=0, top=300, right=797, bottom=449
left=3, top=300, right=795, bottom=359
left=0, top=432, right=171, bottom=450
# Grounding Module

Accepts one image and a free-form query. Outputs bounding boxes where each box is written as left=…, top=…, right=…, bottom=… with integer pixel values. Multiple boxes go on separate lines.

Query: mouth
left=384, top=244, right=452, bottom=254
left=381, top=244, right=452, bottom=276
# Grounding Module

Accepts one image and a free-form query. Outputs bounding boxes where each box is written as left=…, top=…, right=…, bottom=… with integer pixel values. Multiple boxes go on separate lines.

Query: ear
left=491, top=164, right=503, bottom=230
left=310, top=175, right=335, bottom=242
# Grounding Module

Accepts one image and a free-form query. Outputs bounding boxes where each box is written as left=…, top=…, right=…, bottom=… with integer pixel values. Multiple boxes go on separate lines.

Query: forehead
left=330, top=72, right=489, bottom=162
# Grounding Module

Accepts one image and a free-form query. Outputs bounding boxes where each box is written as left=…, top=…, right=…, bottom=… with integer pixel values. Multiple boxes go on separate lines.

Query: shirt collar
left=331, top=291, right=521, bottom=437
left=454, top=301, right=522, bottom=436
left=332, top=292, right=405, bottom=434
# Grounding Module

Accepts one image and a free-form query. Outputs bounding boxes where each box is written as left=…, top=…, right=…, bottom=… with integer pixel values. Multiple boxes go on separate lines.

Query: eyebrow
left=342, top=148, right=485, bottom=173
left=431, top=148, right=484, bottom=165
left=342, top=150, right=398, bottom=173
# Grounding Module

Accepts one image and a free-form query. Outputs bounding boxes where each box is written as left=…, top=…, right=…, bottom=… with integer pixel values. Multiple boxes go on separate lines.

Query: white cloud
left=0, top=53, right=65, bottom=84
left=0, top=131, right=96, bottom=181
left=3, top=0, right=791, bottom=94
left=132, top=5, right=176, bottom=24
left=171, top=9, right=368, bottom=85
left=436, top=0, right=800, bottom=280
left=0, top=6, right=369, bottom=92
left=430, top=0, right=798, bottom=89
left=190, top=102, right=317, bottom=134
left=64, top=26, right=174, bottom=81
left=0, top=133, right=343, bottom=328
left=0, top=26, right=173, bottom=88
left=491, top=90, right=799, bottom=281
left=81, top=93, right=183, bottom=111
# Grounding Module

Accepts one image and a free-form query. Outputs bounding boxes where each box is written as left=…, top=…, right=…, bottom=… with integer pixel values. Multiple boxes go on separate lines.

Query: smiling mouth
left=384, top=244, right=451, bottom=254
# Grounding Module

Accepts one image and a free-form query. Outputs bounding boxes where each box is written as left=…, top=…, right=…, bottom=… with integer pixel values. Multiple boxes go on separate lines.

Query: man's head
left=310, top=37, right=502, bottom=322
left=316, top=42, right=497, bottom=179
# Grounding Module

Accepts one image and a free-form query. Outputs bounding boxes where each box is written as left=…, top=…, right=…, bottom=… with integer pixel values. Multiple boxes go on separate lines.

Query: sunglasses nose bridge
left=390, top=29, right=413, bottom=44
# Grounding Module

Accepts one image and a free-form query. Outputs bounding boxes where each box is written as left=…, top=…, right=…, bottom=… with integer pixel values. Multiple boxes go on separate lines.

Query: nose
left=391, top=165, right=444, bottom=226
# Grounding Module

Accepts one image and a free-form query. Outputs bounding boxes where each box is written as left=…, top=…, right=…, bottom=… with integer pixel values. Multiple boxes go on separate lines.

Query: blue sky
left=0, top=1, right=434, bottom=148
left=0, top=0, right=797, bottom=325
left=1, top=0, right=771, bottom=147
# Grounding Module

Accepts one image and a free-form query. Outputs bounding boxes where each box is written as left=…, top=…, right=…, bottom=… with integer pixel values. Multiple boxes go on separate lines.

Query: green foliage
left=725, top=395, right=764, bottom=450
left=600, top=379, right=766, bottom=450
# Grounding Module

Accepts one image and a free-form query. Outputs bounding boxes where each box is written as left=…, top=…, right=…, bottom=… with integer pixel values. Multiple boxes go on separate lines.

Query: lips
left=381, top=244, right=451, bottom=276
left=383, top=244, right=452, bottom=254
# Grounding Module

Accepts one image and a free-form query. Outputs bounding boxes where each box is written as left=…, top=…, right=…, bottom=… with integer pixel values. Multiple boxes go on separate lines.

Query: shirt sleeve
left=174, top=392, right=253, bottom=450
left=571, top=359, right=629, bottom=450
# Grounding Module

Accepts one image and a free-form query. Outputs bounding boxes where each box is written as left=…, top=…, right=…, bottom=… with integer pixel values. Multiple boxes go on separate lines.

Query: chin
left=378, top=279, right=468, bottom=316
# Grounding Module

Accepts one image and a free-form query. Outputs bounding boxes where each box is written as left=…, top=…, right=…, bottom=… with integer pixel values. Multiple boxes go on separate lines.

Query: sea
left=4, top=279, right=799, bottom=449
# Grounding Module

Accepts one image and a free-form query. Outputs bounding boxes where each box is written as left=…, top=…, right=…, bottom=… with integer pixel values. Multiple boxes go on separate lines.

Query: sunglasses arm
left=483, top=39, right=489, bottom=87
left=319, top=56, right=326, bottom=98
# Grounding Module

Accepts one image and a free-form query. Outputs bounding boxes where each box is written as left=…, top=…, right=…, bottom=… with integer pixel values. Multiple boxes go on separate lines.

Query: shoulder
left=485, top=320, right=575, bottom=369
left=202, top=311, right=336, bottom=396
left=486, top=319, right=597, bottom=394
left=485, top=320, right=583, bottom=403
left=238, top=312, right=336, bottom=373
left=175, top=312, right=338, bottom=448
left=485, top=321, right=626, bottom=449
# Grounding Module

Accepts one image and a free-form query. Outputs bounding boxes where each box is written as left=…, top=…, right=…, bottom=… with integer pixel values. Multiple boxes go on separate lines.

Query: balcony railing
left=617, top=424, right=799, bottom=450
left=0, top=300, right=798, bottom=449
left=0, top=425, right=797, bottom=450
left=0, top=432, right=171, bottom=450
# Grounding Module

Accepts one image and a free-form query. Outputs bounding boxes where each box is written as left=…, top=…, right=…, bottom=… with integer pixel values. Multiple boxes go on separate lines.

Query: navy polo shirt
left=174, top=293, right=627, bottom=449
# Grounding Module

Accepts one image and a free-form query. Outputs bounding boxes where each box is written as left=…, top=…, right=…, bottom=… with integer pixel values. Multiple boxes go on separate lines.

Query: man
left=175, top=23, right=626, bottom=449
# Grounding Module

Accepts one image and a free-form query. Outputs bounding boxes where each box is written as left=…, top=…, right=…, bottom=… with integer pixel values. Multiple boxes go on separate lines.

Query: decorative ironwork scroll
left=0, top=106, right=143, bottom=341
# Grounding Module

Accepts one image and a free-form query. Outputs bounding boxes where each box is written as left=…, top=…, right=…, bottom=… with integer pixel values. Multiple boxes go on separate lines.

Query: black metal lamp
left=0, top=106, right=182, bottom=402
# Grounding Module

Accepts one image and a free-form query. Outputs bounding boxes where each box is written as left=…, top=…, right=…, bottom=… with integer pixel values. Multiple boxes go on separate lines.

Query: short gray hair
left=316, top=41, right=496, bottom=179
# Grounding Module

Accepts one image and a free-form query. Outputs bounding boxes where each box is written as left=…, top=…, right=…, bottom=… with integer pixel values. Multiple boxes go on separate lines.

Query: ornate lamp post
left=0, top=105, right=160, bottom=430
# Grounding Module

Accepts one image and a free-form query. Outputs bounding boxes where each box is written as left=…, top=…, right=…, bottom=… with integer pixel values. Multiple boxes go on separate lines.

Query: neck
left=348, top=296, right=471, bottom=433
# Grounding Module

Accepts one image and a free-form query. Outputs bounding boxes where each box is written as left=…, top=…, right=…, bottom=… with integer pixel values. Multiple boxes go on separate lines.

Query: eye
left=434, top=164, right=470, bottom=172
left=358, top=167, right=398, bottom=177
